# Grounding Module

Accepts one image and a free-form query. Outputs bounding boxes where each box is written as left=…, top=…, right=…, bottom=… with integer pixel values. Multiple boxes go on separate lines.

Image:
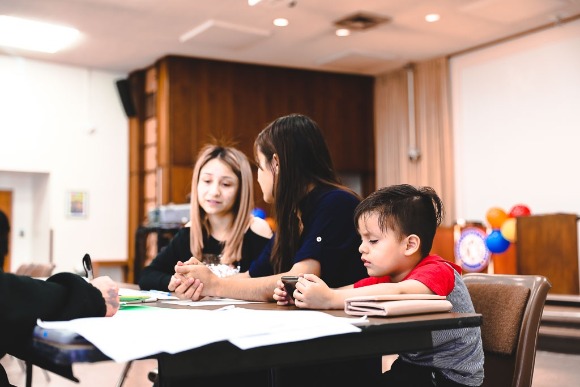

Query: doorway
left=0, top=190, right=12, bottom=271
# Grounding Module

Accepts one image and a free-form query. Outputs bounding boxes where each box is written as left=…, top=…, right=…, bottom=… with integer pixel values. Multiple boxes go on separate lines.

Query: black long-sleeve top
left=0, top=272, right=107, bottom=385
left=138, top=227, right=270, bottom=291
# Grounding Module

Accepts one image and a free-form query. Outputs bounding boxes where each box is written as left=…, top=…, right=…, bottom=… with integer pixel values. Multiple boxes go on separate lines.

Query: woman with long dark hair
left=170, top=114, right=377, bottom=387
left=171, top=114, right=366, bottom=300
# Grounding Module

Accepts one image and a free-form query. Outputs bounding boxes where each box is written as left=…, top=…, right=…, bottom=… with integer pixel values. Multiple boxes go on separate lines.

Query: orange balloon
left=265, top=217, right=277, bottom=232
left=486, top=207, right=508, bottom=229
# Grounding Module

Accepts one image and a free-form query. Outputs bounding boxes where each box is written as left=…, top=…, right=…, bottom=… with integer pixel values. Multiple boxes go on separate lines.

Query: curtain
left=374, top=57, right=455, bottom=225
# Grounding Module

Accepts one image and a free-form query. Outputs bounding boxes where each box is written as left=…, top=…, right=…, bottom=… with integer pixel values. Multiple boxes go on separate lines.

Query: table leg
left=115, top=360, right=132, bottom=387
left=25, top=361, right=32, bottom=387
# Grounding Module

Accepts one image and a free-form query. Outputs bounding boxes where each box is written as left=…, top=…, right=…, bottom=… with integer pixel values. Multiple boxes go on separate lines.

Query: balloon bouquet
left=252, top=208, right=277, bottom=232
left=484, top=204, right=532, bottom=254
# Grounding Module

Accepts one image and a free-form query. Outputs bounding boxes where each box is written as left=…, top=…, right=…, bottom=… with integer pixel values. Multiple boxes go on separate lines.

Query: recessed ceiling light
left=335, top=28, right=351, bottom=37
left=0, top=15, right=80, bottom=53
left=273, top=18, right=289, bottom=27
left=425, top=14, right=440, bottom=23
left=248, top=0, right=263, bottom=6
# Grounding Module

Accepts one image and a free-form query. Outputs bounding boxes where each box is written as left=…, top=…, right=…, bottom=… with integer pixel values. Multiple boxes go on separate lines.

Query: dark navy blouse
left=248, top=186, right=367, bottom=288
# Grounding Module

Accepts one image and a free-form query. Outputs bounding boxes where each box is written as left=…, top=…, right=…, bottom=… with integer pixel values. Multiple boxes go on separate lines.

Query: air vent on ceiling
left=334, top=12, right=391, bottom=31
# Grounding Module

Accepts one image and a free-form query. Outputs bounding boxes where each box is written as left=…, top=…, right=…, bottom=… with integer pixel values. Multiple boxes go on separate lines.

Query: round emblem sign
left=455, top=227, right=491, bottom=272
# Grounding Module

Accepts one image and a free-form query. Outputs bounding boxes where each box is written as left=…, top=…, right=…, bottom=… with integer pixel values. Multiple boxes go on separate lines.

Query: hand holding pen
left=82, top=253, right=120, bottom=317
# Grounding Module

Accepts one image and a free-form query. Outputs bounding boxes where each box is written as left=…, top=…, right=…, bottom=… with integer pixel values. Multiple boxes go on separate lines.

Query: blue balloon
left=252, top=208, right=266, bottom=219
left=485, top=229, right=510, bottom=254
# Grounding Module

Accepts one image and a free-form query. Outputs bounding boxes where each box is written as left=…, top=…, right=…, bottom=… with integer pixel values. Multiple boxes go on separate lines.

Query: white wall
left=0, top=56, right=128, bottom=274
left=451, top=19, right=580, bottom=223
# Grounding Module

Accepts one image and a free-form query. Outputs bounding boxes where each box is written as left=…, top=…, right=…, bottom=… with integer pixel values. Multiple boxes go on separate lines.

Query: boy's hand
left=293, top=274, right=334, bottom=309
left=273, top=279, right=293, bottom=305
left=273, top=273, right=303, bottom=305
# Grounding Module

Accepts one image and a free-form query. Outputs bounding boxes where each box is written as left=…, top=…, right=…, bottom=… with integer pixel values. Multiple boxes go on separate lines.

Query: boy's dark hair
left=354, top=184, right=444, bottom=257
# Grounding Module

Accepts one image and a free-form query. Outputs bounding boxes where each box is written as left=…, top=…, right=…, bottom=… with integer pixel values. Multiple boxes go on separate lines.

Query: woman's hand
left=168, top=274, right=204, bottom=300
left=169, top=261, right=215, bottom=301
left=90, top=276, right=120, bottom=317
left=167, top=260, right=194, bottom=297
left=167, top=260, right=204, bottom=300
left=183, top=256, right=202, bottom=265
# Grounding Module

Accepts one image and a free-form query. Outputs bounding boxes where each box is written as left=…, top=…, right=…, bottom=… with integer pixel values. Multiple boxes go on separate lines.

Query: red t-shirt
left=353, top=255, right=461, bottom=296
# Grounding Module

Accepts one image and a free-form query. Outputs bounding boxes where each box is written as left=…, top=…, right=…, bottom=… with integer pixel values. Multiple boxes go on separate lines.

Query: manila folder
left=344, top=294, right=452, bottom=317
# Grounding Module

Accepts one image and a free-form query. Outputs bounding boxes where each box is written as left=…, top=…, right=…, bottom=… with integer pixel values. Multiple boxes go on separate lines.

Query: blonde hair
left=189, top=145, right=254, bottom=265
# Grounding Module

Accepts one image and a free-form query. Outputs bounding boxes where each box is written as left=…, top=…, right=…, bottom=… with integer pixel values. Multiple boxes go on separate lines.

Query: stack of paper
left=37, top=305, right=363, bottom=362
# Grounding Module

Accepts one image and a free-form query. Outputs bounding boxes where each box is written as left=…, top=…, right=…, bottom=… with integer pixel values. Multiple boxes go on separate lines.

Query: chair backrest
left=15, top=262, right=55, bottom=278
left=28, top=263, right=55, bottom=277
left=463, top=273, right=551, bottom=387
left=15, top=263, right=32, bottom=275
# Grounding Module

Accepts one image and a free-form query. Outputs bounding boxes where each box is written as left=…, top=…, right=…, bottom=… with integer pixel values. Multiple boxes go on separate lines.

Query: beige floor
left=2, top=350, right=579, bottom=386
left=1, top=356, right=157, bottom=387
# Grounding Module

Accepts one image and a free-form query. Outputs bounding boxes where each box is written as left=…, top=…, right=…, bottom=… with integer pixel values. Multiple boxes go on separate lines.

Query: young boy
left=274, top=184, right=484, bottom=387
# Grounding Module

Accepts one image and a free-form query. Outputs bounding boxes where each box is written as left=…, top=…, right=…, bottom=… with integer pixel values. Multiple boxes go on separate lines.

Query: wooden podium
left=431, top=214, right=579, bottom=294
left=516, top=213, right=579, bottom=295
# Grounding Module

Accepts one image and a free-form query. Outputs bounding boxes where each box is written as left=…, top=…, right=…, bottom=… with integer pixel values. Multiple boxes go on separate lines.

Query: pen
left=82, top=253, right=94, bottom=280
left=149, top=289, right=172, bottom=297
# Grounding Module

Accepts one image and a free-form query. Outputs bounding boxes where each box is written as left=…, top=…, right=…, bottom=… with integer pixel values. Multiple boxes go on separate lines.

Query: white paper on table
left=163, top=297, right=263, bottom=307
left=38, top=308, right=230, bottom=362
left=37, top=307, right=361, bottom=362
left=226, top=308, right=361, bottom=349
left=333, top=315, right=370, bottom=326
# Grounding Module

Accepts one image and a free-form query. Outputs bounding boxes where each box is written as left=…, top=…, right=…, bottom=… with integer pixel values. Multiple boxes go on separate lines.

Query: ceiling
left=2, top=0, right=580, bottom=76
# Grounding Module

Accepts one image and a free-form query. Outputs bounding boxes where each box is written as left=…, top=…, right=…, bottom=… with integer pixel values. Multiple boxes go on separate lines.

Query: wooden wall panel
left=127, top=71, right=145, bottom=283
left=431, top=226, right=455, bottom=263
left=169, top=166, right=194, bottom=204
left=517, top=213, right=579, bottom=294
left=491, top=244, right=517, bottom=275
left=161, top=55, right=375, bottom=178
left=156, top=59, right=170, bottom=169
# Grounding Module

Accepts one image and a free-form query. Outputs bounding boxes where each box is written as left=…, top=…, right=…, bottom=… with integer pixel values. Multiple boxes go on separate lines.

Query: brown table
left=155, top=303, right=481, bottom=380
left=30, top=300, right=481, bottom=385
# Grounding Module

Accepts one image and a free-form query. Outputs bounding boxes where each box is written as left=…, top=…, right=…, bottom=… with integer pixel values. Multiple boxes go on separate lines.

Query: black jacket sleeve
left=0, top=271, right=106, bottom=355
left=138, top=228, right=192, bottom=291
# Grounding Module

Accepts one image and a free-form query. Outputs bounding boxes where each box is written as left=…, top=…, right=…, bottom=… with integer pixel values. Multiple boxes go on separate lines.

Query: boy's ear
left=404, top=234, right=421, bottom=256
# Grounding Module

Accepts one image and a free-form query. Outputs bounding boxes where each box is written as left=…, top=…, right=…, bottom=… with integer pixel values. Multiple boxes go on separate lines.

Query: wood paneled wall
left=517, top=214, right=579, bottom=294
left=161, top=56, right=374, bottom=180
left=127, top=55, right=375, bottom=282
